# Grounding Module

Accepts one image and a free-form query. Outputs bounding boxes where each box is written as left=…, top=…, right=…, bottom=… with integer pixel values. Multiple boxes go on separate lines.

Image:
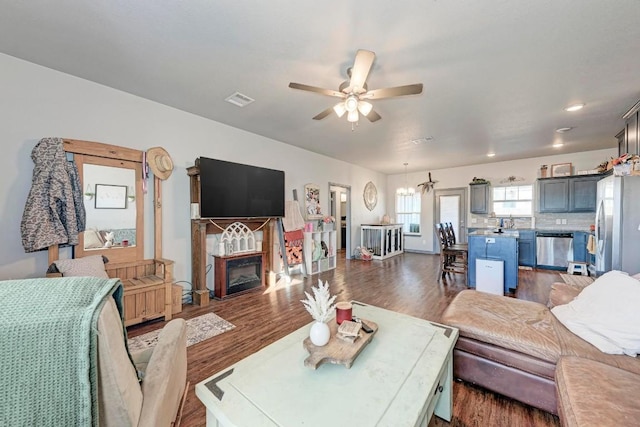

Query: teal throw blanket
left=0, top=277, right=124, bottom=427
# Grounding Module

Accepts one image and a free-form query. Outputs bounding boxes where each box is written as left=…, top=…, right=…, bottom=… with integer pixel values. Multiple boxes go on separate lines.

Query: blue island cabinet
left=468, top=233, right=519, bottom=294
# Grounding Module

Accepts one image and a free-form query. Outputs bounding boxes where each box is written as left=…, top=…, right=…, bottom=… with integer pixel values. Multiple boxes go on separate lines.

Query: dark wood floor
left=127, top=252, right=562, bottom=427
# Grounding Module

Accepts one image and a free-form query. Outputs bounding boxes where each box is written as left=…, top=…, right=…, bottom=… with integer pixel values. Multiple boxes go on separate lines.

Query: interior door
left=434, top=188, right=467, bottom=244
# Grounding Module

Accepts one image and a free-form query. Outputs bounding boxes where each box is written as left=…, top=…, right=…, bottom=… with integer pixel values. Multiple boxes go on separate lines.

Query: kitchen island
left=468, top=230, right=519, bottom=294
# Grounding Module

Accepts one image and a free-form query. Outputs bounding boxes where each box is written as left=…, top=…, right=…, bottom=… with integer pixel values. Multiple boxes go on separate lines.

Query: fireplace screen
left=226, top=255, right=263, bottom=295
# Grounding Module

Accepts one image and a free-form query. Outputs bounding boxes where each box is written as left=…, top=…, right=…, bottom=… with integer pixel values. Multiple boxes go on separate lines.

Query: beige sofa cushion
left=97, top=298, right=143, bottom=427
left=556, top=356, right=640, bottom=427
left=441, top=290, right=561, bottom=363
left=548, top=282, right=582, bottom=308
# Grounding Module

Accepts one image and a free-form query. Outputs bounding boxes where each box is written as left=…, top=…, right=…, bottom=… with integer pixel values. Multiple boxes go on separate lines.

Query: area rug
left=127, top=312, right=235, bottom=352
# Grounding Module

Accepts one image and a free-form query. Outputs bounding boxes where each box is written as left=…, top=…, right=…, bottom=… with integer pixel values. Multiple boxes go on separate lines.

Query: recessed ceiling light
left=487, top=153, right=496, bottom=157
left=564, top=103, right=585, bottom=112
left=553, top=143, right=564, bottom=148
left=556, top=127, right=573, bottom=133
left=225, top=92, right=255, bottom=107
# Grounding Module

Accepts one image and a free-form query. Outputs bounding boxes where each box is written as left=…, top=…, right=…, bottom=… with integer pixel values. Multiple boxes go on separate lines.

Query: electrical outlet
left=422, top=240, right=426, bottom=245
left=471, top=218, right=477, bottom=223
left=486, top=238, right=495, bottom=244
left=556, top=219, right=561, bottom=225
left=484, top=219, right=488, bottom=224
left=562, top=219, right=567, bottom=225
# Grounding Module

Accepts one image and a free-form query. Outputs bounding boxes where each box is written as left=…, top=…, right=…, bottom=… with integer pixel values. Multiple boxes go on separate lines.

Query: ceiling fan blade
left=366, top=109, right=382, bottom=122
left=347, top=49, right=376, bottom=93
left=289, top=82, right=345, bottom=98
left=312, top=107, right=335, bottom=120
left=361, top=83, right=423, bottom=100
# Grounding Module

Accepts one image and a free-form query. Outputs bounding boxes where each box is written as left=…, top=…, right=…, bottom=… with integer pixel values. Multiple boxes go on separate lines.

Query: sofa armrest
left=137, top=319, right=187, bottom=427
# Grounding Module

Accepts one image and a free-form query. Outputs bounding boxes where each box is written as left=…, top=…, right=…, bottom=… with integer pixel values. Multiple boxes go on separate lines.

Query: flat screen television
left=198, top=157, right=285, bottom=218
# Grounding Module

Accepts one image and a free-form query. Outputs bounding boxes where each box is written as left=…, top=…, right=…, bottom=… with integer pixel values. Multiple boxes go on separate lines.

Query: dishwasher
left=536, top=232, right=574, bottom=269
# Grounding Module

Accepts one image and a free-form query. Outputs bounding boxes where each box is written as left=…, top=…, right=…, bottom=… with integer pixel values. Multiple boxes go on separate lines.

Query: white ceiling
left=1, top=0, right=639, bottom=174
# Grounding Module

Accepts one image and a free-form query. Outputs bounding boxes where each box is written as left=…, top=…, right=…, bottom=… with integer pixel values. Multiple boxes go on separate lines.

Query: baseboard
left=404, top=249, right=435, bottom=255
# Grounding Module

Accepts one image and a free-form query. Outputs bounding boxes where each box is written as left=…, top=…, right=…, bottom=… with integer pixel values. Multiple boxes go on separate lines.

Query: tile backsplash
left=469, top=213, right=594, bottom=231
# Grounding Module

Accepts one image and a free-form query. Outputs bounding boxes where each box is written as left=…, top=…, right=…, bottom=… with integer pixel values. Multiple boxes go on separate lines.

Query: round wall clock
left=363, top=181, right=378, bottom=211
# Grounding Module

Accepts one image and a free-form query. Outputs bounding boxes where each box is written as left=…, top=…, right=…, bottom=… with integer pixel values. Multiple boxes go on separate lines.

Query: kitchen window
left=492, top=185, right=533, bottom=216
left=396, top=192, right=421, bottom=235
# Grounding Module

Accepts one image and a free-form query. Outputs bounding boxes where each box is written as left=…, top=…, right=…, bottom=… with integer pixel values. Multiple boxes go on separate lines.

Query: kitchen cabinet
left=470, top=183, right=490, bottom=214
left=622, top=99, right=640, bottom=155
left=537, top=175, right=601, bottom=213
left=573, top=232, right=588, bottom=263
left=569, top=176, right=600, bottom=212
left=617, top=129, right=627, bottom=157
left=538, top=178, right=569, bottom=212
left=517, top=230, right=536, bottom=267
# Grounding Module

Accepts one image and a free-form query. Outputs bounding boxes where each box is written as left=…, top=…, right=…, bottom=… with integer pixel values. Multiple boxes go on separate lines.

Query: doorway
left=434, top=188, right=467, bottom=244
left=329, top=184, right=351, bottom=259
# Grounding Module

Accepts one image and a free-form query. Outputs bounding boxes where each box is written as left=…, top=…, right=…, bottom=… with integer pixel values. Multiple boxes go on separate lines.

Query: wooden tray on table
left=303, top=319, right=378, bottom=369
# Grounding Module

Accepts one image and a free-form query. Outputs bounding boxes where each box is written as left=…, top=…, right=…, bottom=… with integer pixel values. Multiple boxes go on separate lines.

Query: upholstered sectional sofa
left=442, top=271, right=640, bottom=426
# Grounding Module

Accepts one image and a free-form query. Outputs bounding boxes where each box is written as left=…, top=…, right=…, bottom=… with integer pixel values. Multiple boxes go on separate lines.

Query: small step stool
left=567, top=261, right=589, bottom=276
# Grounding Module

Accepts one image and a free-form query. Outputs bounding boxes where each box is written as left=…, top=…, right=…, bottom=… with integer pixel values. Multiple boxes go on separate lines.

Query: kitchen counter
left=469, top=230, right=519, bottom=238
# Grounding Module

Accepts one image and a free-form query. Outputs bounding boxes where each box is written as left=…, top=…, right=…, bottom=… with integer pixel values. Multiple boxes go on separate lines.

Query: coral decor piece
left=301, top=280, right=337, bottom=323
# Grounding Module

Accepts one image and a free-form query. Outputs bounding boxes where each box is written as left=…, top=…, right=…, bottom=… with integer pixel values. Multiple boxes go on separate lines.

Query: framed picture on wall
left=304, top=183, right=322, bottom=219
left=551, top=163, right=572, bottom=177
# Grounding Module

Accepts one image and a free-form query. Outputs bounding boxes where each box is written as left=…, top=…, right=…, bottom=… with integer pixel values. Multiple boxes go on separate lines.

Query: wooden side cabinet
left=470, top=183, right=490, bottom=214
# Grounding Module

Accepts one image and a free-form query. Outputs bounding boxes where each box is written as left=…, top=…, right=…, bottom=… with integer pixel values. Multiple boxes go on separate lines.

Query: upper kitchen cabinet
left=622, top=99, right=640, bottom=156
left=470, top=183, right=490, bottom=214
left=537, top=175, right=601, bottom=213
left=538, top=178, right=569, bottom=212
left=568, top=176, right=600, bottom=212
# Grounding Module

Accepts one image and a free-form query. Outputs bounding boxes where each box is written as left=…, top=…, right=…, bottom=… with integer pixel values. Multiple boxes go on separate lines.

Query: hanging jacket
left=21, top=137, right=86, bottom=253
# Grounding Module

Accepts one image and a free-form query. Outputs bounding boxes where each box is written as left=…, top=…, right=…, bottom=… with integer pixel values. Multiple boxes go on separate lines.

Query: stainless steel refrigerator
left=595, top=175, right=640, bottom=275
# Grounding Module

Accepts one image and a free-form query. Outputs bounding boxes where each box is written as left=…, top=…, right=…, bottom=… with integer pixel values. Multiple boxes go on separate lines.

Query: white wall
left=387, top=148, right=617, bottom=252
left=0, top=53, right=387, bottom=282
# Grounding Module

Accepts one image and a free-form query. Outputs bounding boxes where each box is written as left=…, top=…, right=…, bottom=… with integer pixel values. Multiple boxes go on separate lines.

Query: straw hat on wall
left=146, top=147, right=174, bottom=180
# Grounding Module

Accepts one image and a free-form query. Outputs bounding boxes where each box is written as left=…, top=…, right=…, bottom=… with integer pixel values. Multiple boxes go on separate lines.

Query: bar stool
left=567, top=261, right=589, bottom=276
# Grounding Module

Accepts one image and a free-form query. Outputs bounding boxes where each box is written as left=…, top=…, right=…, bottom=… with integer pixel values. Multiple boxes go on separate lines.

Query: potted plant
left=301, top=280, right=336, bottom=346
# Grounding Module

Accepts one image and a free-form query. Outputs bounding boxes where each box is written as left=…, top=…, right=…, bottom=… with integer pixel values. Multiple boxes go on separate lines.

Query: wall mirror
left=74, top=153, right=144, bottom=263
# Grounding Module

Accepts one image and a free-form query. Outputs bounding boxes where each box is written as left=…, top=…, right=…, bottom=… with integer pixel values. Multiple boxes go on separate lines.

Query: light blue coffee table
left=196, top=301, right=459, bottom=426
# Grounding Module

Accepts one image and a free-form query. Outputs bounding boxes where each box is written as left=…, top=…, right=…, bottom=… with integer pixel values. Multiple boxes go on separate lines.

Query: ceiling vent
left=225, top=92, right=255, bottom=107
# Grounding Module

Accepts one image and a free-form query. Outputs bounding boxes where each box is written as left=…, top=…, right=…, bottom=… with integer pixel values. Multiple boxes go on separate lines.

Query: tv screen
left=198, top=157, right=285, bottom=218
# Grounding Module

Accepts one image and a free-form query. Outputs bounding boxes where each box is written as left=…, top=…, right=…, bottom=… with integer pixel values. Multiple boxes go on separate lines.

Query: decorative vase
left=309, top=321, right=330, bottom=346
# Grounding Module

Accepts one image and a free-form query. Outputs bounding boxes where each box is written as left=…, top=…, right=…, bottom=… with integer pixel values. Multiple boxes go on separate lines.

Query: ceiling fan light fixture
left=333, top=102, right=347, bottom=118
left=347, top=110, right=359, bottom=123
left=345, top=95, right=359, bottom=113
left=357, top=101, right=373, bottom=116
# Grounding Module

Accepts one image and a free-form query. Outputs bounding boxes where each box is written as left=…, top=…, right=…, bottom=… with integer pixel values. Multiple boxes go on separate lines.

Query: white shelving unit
left=360, top=224, right=404, bottom=260
left=303, top=230, right=337, bottom=275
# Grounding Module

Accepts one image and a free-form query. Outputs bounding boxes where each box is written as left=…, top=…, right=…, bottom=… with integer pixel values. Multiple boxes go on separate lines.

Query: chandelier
left=396, top=163, right=415, bottom=196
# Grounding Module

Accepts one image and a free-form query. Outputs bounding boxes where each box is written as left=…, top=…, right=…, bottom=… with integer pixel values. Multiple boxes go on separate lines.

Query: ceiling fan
left=288, top=49, right=423, bottom=124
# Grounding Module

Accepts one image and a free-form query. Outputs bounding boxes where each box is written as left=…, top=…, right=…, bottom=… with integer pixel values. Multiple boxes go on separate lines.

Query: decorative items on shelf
left=540, top=165, right=548, bottom=178
left=301, top=280, right=337, bottom=347
left=611, top=153, right=640, bottom=176
left=470, top=177, right=490, bottom=185
left=551, top=163, right=572, bottom=177
left=218, top=222, right=256, bottom=256
left=321, top=216, right=335, bottom=231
